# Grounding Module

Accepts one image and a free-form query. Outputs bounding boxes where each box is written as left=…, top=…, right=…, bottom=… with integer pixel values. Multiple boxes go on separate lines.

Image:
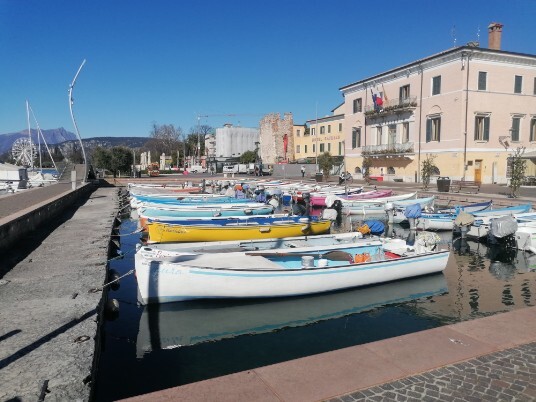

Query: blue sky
left=1, top=0, right=535, bottom=138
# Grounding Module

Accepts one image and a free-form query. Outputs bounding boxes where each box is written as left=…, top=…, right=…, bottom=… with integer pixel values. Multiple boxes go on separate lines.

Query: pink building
left=340, top=23, right=536, bottom=184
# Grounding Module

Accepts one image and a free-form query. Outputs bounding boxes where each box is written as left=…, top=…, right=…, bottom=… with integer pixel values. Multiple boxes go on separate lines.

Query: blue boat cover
left=364, top=220, right=385, bottom=235
left=404, top=203, right=422, bottom=219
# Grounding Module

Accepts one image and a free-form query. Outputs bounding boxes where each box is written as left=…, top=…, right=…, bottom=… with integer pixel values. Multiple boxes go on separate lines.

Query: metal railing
left=364, top=96, right=417, bottom=114
left=361, top=142, right=414, bottom=156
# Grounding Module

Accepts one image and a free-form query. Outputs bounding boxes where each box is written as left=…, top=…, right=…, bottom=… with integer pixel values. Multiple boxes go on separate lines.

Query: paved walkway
left=0, top=185, right=119, bottom=401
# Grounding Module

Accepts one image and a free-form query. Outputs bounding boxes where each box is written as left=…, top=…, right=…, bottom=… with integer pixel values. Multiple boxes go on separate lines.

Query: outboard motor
left=302, top=192, right=311, bottom=216
left=487, top=215, right=518, bottom=248
left=404, top=203, right=422, bottom=231
left=453, top=211, right=475, bottom=239
left=323, top=199, right=343, bottom=225
left=292, top=201, right=306, bottom=216
left=385, top=202, right=395, bottom=224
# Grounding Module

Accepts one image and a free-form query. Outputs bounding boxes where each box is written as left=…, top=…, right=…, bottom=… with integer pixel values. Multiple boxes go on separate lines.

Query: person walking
left=301, top=165, right=305, bottom=178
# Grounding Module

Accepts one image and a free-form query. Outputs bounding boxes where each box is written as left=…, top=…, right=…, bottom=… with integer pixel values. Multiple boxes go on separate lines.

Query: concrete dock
left=1, top=177, right=536, bottom=401
left=0, top=183, right=120, bottom=401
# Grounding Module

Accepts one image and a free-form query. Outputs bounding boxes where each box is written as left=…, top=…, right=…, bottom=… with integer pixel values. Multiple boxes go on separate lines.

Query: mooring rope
left=107, top=248, right=135, bottom=262
left=99, top=269, right=134, bottom=291
left=112, top=227, right=144, bottom=237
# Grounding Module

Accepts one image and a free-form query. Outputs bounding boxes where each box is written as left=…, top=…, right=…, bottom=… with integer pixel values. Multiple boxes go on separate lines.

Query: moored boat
left=135, top=234, right=450, bottom=303
left=146, top=218, right=332, bottom=243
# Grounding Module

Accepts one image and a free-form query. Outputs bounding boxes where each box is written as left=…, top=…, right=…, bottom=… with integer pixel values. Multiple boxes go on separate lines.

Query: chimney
left=488, top=22, right=503, bottom=50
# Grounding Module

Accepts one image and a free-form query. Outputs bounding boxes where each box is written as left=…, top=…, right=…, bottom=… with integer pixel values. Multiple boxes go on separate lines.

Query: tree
left=317, top=152, right=333, bottom=181
left=509, top=146, right=527, bottom=198
left=421, top=154, right=437, bottom=190
left=110, top=146, right=133, bottom=176
left=362, top=156, right=372, bottom=184
left=188, top=124, right=213, bottom=158
left=240, top=150, right=256, bottom=164
left=91, top=146, right=112, bottom=171
left=144, top=122, right=182, bottom=161
left=90, top=146, right=133, bottom=177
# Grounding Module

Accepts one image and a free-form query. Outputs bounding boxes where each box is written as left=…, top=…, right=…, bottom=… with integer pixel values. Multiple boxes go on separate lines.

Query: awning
left=520, top=151, right=536, bottom=159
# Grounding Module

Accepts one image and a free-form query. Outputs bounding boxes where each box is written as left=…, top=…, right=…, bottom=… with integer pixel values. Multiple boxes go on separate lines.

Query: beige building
left=294, top=104, right=346, bottom=163
left=340, top=23, right=536, bottom=184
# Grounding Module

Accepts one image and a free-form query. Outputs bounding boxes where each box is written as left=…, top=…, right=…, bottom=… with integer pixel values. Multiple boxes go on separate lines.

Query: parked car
left=186, top=165, right=207, bottom=173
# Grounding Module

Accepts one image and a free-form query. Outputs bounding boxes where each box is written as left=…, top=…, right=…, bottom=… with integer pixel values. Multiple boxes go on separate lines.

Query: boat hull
left=135, top=249, right=450, bottom=303
left=146, top=220, right=332, bottom=243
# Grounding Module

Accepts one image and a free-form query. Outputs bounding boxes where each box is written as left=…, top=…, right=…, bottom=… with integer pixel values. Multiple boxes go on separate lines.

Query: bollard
left=71, top=170, right=77, bottom=190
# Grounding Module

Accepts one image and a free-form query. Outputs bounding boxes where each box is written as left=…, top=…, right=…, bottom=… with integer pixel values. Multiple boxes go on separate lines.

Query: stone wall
left=259, top=113, right=294, bottom=164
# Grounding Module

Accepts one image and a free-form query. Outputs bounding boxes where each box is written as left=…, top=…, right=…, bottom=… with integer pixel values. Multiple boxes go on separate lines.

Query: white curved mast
left=68, top=59, right=87, bottom=183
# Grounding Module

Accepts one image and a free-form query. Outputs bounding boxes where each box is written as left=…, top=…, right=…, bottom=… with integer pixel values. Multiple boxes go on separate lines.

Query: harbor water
left=93, top=213, right=536, bottom=401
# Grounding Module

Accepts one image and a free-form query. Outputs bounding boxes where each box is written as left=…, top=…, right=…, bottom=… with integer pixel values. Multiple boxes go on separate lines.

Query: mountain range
left=0, top=128, right=150, bottom=155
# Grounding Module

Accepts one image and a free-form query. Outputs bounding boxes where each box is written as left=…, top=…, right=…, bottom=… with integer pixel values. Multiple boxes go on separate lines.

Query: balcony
left=361, top=142, right=415, bottom=159
left=364, top=96, right=417, bottom=118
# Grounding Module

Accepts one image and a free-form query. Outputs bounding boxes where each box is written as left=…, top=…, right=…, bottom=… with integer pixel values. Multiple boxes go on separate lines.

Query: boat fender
left=259, top=227, right=271, bottom=233
left=104, top=298, right=120, bottom=321
left=357, top=224, right=371, bottom=235
left=108, top=269, right=121, bottom=291
left=354, top=252, right=371, bottom=263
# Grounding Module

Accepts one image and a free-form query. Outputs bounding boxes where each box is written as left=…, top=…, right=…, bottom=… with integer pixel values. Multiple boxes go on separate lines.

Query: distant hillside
left=0, top=128, right=150, bottom=157
left=0, top=127, right=77, bottom=154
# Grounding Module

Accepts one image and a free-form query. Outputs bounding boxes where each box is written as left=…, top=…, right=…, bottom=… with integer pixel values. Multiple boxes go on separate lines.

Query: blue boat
left=146, top=214, right=321, bottom=227
left=139, top=204, right=275, bottom=218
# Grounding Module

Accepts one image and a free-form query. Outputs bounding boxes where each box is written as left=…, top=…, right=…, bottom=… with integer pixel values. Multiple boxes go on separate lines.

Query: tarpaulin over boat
left=404, top=203, right=422, bottom=219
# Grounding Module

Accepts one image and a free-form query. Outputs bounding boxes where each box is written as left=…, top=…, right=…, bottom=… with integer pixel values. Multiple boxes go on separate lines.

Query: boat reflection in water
left=136, top=273, right=448, bottom=358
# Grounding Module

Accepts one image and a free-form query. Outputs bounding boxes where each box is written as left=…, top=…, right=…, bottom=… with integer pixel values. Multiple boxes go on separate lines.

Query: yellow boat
left=146, top=220, right=332, bottom=243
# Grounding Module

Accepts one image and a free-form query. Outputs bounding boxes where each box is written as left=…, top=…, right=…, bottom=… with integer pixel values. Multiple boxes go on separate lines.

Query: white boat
left=136, top=273, right=448, bottom=355
left=345, top=195, right=435, bottom=216
left=340, top=192, right=417, bottom=208
left=453, top=205, right=534, bottom=237
left=135, top=234, right=450, bottom=304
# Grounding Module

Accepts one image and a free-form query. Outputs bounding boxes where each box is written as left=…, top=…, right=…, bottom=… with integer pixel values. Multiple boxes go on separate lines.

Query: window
left=388, top=125, right=396, bottom=145
left=432, top=76, right=441, bottom=95
left=328, top=125, right=331, bottom=134
left=402, top=122, right=410, bottom=143
left=376, top=126, right=383, bottom=145
left=514, top=75, right=523, bottom=94
left=530, top=118, right=536, bottom=142
left=511, top=116, right=521, bottom=142
left=296, top=145, right=301, bottom=153
left=304, top=145, right=308, bottom=154
left=354, top=167, right=362, bottom=174
left=338, top=123, right=342, bottom=132
left=296, top=129, right=301, bottom=137
left=353, top=98, right=362, bottom=113
left=474, top=115, right=490, bottom=141
left=478, top=72, right=487, bottom=91
left=338, top=142, right=342, bottom=155
left=352, top=128, right=361, bottom=148
left=311, top=127, right=316, bottom=136
left=426, top=116, right=441, bottom=142
left=320, top=126, right=325, bottom=134
left=399, top=85, right=410, bottom=101
left=387, top=167, right=395, bottom=174
left=312, top=144, right=316, bottom=153
left=327, top=143, right=331, bottom=152
left=319, top=143, right=325, bottom=152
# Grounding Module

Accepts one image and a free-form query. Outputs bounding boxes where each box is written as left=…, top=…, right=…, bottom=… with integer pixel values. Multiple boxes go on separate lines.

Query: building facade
left=259, top=113, right=294, bottom=164
left=340, top=24, right=536, bottom=184
left=294, top=104, right=346, bottom=164
left=214, top=124, right=259, bottom=159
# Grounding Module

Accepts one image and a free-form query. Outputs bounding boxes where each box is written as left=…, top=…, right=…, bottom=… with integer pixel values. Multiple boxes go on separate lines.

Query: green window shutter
left=437, top=118, right=441, bottom=142
left=474, top=118, right=479, bottom=140
left=426, top=119, right=432, bottom=142
left=483, top=117, right=490, bottom=141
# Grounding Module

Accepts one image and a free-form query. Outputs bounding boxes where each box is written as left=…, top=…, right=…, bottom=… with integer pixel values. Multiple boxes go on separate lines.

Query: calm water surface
left=94, top=214, right=536, bottom=401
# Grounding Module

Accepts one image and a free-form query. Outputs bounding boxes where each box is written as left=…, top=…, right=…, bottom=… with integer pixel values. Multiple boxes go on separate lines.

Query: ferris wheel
left=11, top=137, right=37, bottom=167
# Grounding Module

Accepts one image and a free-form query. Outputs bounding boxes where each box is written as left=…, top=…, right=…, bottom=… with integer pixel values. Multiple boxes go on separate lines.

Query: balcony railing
left=364, top=96, right=417, bottom=116
left=361, top=142, right=414, bottom=156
